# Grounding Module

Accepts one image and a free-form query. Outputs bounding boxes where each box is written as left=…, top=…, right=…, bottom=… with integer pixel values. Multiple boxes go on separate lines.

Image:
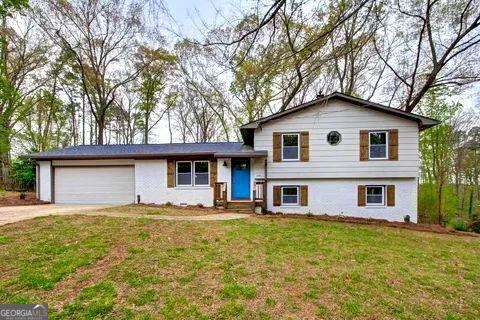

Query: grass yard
left=101, top=204, right=221, bottom=216
left=0, top=214, right=479, bottom=319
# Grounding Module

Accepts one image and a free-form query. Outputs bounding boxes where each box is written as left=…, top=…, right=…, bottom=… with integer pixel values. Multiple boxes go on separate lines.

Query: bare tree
left=375, top=0, right=480, bottom=112
left=34, top=0, right=148, bottom=144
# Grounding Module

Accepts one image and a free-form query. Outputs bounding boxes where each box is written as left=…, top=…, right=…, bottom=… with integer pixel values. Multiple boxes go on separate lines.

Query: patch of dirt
left=262, top=213, right=479, bottom=237
left=104, top=203, right=224, bottom=216
left=50, top=244, right=128, bottom=309
left=0, top=191, right=48, bottom=207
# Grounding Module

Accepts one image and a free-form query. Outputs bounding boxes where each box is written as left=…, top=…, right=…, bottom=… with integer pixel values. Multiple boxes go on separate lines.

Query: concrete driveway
left=0, top=204, right=113, bottom=226
left=0, top=204, right=251, bottom=226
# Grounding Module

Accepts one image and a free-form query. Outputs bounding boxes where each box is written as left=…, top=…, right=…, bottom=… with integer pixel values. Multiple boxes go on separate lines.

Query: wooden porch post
left=263, top=158, right=267, bottom=213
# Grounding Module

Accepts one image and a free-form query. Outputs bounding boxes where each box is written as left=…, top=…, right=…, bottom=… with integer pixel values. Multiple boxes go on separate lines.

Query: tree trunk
left=167, top=109, right=172, bottom=144
left=97, top=121, right=104, bottom=145
left=437, top=182, right=444, bottom=226
left=82, top=93, right=86, bottom=145
left=144, top=114, right=149, bottom=144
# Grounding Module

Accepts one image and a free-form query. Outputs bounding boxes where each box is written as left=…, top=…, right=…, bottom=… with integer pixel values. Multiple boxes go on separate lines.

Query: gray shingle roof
left=30, top=142, right=267, bottom=160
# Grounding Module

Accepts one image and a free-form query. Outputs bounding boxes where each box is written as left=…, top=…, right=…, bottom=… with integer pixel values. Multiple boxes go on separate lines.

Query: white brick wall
left=134, top=159, right=214, bottom=206
left=268, top=178, right=418, bottom=222
left=38, top=161, right=51, bottom=202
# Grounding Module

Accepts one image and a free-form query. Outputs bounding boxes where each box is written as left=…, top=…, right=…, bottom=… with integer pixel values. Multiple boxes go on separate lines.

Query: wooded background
left=1, top=0, right=479, bottom=225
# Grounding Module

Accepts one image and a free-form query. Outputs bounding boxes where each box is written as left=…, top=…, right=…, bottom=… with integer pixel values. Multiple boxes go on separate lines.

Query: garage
left=54, top=166, right=135, bottom=204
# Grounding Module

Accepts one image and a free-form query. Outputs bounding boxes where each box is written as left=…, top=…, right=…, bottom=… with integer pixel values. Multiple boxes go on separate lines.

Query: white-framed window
left=369, top=131, right=388, bottom=159
left=194, top=161, right=209, bottom=186
left=176, top=161, right=210, bottom=187
left=366, top=186, right=385, bottom=206
left=281, top=186, right=299, bottom=205
left=282, top=133, right=300, bottom=161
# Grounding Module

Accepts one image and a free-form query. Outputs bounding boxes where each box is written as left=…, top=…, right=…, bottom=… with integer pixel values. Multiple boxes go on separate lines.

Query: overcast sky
left=148, top=0, right=479, bottom=143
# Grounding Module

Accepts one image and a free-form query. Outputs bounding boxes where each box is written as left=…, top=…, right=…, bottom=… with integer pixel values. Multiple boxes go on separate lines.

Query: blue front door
left=232, top=158, right=250, bottom=200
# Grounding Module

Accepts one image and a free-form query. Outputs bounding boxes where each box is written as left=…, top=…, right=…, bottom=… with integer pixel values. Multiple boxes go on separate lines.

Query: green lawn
left=100, top=204, right=219, bottom=216
left=0, top=214, right=479, bottom=319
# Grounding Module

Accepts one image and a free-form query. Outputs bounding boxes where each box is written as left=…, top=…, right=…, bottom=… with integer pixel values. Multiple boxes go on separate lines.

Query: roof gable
left=239, top=92, right=438, bottom=145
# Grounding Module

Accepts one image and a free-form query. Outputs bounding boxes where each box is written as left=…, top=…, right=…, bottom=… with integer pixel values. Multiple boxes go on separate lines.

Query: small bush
left=196, top=203, right=204, bottom=208
left=450, top=217, right=468, bottom=232
left=10, top=156, right=36, bottom=190
left=404, top=215, right=410, bottom=223
left=165, top=202, right=173, bottom=206
left=468, top=219, right=480, bottom=234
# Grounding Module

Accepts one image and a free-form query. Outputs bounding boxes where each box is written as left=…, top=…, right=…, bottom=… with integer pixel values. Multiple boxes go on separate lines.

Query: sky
left=149, top=0, right=237, bottom=143
left=149, top=0, right=480, bottom=143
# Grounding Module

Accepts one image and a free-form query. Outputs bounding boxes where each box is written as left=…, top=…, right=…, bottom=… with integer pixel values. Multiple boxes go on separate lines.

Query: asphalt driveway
left=0, top=204, right=112, bottom=226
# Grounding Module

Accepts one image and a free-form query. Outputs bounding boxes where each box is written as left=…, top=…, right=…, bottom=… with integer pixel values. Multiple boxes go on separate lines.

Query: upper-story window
left=282, top=133, right=299, bottom=161
left=369, top=131, right=388, bottom=159
left=176, top=161, right=209, bottom=187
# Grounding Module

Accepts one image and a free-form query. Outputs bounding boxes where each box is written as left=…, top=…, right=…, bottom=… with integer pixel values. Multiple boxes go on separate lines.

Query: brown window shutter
left=357, top=185, right=366, bottom=206
left=210, top=160, right=217, bottom=187
left=359, top=130, right=369, bottom=161
left=389, top=129, right=398, bottom=160
left=167, top=160, right=175, bottom=188
left=273, top=133, right=282, bottom=162
left=387, top=185, right=395, bottom=206
left=273, top=186, right=281, bottom=206
left=300, top=185, right=308, bottom=206
left=300, top=131, right=309, bottom=161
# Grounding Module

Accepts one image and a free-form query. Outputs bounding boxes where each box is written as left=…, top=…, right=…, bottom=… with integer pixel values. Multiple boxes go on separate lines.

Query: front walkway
left=0, top=204, right=250, bottom=226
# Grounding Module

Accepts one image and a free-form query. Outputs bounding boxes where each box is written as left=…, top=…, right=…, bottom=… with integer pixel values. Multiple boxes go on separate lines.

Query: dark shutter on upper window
left=359, top=130, right=369, bottom=161
left=389, top=129, right=399, bottom=160
left=273, top=133, right=282, bottom=162
left=357, top=185, right=366, bottom=206
left=273, top=186, right=281, bottom=206
left=300, top=131, right=309, bottom=161
left=167, top=160, right=175, bottom=188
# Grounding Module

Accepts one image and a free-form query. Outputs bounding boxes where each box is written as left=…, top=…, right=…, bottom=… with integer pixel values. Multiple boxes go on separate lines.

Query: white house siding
left=38, top=161, right=51, bottom=202
left=134, top=159, right=213, bottom=206
left=268, top=178, right=418, bottom=223
left=254, top=100, right=420, bottom=179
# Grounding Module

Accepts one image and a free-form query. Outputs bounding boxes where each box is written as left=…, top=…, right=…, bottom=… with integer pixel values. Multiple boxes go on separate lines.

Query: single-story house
left=31, top=92, right=438, bottom=222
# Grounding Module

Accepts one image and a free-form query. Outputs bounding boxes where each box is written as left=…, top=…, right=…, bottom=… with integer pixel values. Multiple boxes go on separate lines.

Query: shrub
left=165, top=202, right=173, bottom=206
left=404, top=215, right=410, bottom=223
left=449, top=217, right=468, bottom=232
left=196, top=203, right=204, bottom=208
left=10, top=156, right=36, bottom=190
left=468, top=219, right=480, bottom=234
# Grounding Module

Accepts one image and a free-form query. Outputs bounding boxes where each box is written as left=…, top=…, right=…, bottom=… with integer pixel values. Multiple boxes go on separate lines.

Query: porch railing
left=214, top=182, right=227, bottom=208
left=253, top=180, right=266, bottom=212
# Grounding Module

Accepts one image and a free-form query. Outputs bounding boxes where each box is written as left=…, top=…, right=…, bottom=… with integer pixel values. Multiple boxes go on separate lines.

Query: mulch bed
left=0, top=192, right=49, bottom=207
left=261, top=213, right=479, bottom=237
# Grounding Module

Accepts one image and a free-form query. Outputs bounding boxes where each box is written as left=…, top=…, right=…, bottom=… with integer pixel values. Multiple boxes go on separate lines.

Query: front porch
left=213, top=180, right=266, bottom=212
left=212, top=156, right=267, bottom=213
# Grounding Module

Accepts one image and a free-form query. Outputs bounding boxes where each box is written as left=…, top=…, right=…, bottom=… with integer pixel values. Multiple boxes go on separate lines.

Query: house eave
left=239, top=92, right=439, bottom=133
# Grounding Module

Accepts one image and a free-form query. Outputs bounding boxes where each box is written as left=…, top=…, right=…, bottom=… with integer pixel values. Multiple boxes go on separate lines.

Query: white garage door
left=54, top=166, right=135, bottom=204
